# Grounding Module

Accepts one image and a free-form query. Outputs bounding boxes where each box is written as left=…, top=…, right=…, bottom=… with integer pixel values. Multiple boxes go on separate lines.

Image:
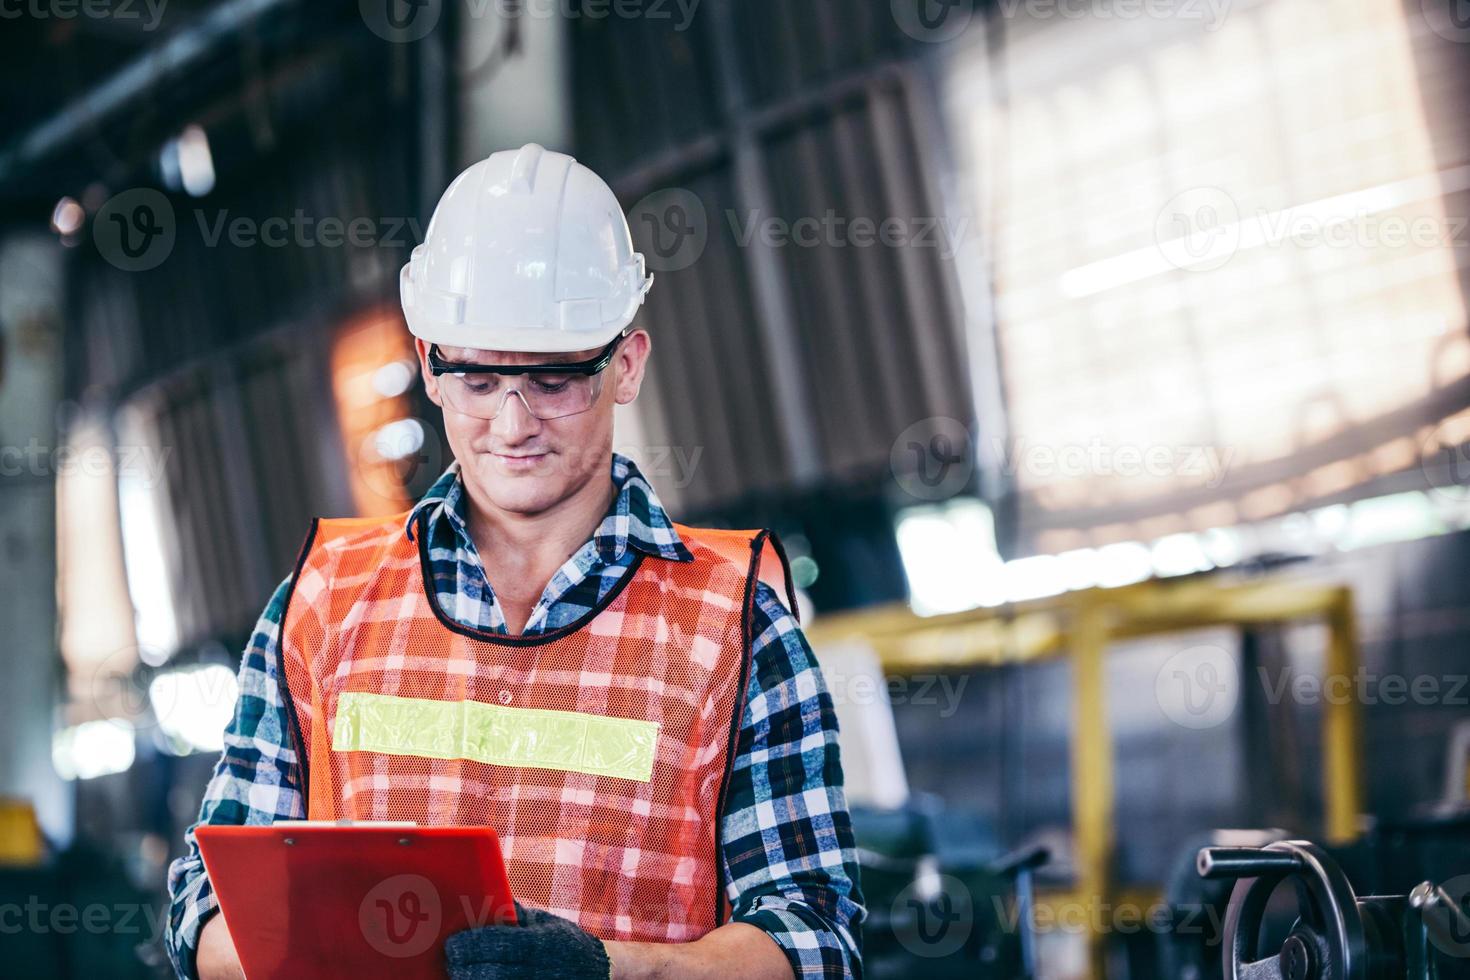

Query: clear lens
left=438, top=371, right=601, bottom=420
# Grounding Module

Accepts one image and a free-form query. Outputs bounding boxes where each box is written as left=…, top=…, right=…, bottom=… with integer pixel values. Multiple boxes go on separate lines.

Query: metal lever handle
left=1197, top=847, right=1306, bottom=880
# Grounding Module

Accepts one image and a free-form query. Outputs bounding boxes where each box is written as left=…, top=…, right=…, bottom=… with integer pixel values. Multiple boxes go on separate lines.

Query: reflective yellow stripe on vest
left=331, top=691, right=661, bottom=782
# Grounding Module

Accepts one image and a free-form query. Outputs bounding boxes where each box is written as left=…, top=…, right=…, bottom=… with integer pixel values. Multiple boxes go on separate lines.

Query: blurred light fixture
left=789, top=555, right=819, bottom=590
left=148, top=665, right=238, bottom=755
left=896, top=498, right=1004, bottom=615
left=50, top=197, right=84, bottom=238
left=160, top=124, right=216, bottom=197
left=374, top=418, right=426, bottom=461
left=372, top=360, right=417, bottom=399
left=56, top=412, right=140, bottom=681
left=1337, top=492, right=1441, bottom=551
left=53, top=719, right=136, bottom=781
left=1052, top=548, right=1104, bottom=592
left=332, top=311, right=424, bottom=516
left=1309, top=504, right=1351, bottom=544
left=1150, top=533, right=1212, bottom=578
left=1002, top=554, right=1066, bottom=603
left=1198, top=527, right=1243, bottom=569
left=1093, top=542, right=1152, bottom=588
left=139, top=647, right=170, bottom=668
left=116, top=410, right=180, bottom=657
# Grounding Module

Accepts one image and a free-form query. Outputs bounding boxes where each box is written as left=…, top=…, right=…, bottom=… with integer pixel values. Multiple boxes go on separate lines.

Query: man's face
left=415, top=330, right=651, bottom=517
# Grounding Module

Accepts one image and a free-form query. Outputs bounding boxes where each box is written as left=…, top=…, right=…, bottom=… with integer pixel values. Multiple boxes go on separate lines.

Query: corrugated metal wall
left=574, top=0, right=977, bottom=514
left=64, top=30, right=432, bottom=652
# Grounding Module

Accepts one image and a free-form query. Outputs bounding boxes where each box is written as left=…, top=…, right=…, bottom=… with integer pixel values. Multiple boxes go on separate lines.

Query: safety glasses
left=427, top=333, right=625, bottom=421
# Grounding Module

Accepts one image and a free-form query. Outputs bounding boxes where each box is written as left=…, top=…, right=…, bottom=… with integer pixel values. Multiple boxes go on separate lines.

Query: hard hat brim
left=405, top=317, right=634, bottom=356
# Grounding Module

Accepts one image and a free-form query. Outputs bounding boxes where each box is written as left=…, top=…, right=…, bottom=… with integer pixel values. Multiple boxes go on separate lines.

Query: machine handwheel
left=1199, top=840, right=1372, bottom=980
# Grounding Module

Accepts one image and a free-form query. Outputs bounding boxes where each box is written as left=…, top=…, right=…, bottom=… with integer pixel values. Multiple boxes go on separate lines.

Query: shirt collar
left=404, top=452, right=694, bottom=564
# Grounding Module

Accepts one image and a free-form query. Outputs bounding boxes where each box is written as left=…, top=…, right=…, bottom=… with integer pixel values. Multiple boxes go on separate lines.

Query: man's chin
left=468, top=455, right=565, bottom=513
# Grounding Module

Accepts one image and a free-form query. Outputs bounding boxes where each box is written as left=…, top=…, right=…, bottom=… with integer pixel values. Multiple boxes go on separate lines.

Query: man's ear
left=414, top=337, right=443, bottom=408
left=612, top=329, right=652, bottom=405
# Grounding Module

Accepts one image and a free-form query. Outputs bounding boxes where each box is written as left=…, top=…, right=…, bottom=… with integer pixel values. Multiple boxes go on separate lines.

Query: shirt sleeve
left=164, top=576, right=308, bottom=980
left=722, top=582, right=866, bottom=979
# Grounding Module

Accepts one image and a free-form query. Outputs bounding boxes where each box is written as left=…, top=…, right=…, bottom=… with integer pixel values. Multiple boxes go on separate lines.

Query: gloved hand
left=444, top=903, right=611, bottom=980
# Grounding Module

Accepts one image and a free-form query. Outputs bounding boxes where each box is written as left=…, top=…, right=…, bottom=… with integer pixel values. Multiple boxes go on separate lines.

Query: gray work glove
left=444, top=903, right=611, bottom=980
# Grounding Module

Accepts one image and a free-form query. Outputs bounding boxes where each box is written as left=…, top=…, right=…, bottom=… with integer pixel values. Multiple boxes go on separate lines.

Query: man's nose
left=492, top=387, right=541, bottom=442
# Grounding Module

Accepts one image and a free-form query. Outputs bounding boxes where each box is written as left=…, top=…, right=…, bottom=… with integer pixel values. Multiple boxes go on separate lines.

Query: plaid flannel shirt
left=164, top=454, right=864, bottom=979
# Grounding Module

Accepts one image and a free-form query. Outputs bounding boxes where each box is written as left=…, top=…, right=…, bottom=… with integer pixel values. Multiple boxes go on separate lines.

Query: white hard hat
left=399, top=143, right=654, bottom=353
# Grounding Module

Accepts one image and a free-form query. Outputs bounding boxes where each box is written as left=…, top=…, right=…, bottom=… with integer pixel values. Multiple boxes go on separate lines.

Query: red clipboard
left=196, top=825, right=517, bottom=980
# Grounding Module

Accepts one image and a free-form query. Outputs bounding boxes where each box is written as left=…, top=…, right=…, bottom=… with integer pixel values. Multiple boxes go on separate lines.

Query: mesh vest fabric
left=277, top=511, right=792, bottom=944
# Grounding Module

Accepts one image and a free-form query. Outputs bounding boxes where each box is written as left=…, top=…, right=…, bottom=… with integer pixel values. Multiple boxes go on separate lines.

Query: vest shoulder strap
left=288, top=512, right=415, bottom=623
left=673, top=524, right=800, bottom=622
left=314, top=511, right=414, bottom=546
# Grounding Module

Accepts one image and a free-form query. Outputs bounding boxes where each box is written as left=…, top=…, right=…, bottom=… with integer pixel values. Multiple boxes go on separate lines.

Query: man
left=165, top=143, right=864, bottom=979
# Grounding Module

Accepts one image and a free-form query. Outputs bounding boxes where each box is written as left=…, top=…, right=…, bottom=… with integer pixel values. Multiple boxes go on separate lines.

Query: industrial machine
left=854, top=802, right=1049, bottom=979
left=1199, top=841, right=1470, bottom=979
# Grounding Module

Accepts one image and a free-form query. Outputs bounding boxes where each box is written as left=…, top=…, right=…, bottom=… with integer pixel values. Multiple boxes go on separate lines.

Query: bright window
left=948, top=0, right=1470, bottom=554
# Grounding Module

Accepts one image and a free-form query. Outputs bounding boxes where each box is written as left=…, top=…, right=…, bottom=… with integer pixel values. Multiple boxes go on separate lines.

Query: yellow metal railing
left=807, top=575, right=1365, bottom=979
left=0, top=798, right=45, bottom=867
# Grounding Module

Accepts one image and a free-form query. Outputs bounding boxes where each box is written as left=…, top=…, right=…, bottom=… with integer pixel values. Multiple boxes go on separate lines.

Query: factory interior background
left=2, top=0, right=1470, bottom=977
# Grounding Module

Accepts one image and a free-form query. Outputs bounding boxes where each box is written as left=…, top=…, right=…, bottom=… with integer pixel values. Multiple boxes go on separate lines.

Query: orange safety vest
left=277, top=510, right=794, bottom=944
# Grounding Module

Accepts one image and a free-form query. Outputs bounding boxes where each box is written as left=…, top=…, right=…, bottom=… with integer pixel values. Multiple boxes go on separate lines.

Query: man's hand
left=447, top=907, right=793, bottom=980
left=604, top=922, right=794, bottom=980
left=196, top=912, right=246, bottom=980
left=445, top=904, right=611, bottom=980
